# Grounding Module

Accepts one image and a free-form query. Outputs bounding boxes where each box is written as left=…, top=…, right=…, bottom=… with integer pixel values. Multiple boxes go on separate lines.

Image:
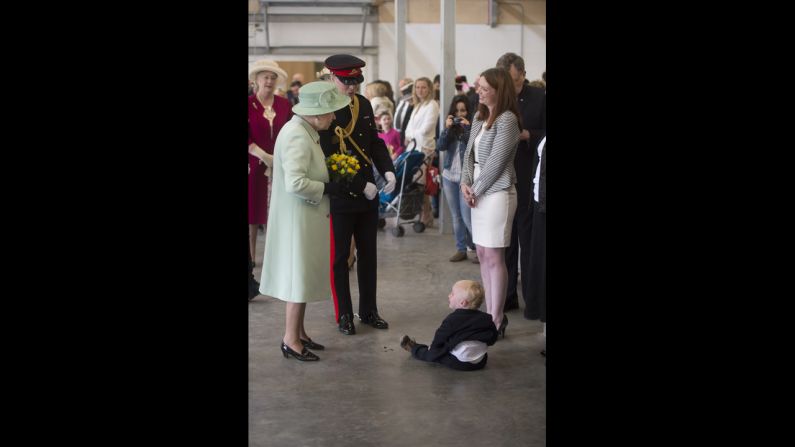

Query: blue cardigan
left=437, top=124, right=471, bottom=171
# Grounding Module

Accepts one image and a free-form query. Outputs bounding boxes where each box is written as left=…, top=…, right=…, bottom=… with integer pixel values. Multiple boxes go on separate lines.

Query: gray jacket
left=461, top=111, right=520, bottom=197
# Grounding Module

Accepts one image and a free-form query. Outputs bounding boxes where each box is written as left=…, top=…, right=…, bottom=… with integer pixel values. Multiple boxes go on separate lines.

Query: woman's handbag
left=425, top=165, right=439, bottom=196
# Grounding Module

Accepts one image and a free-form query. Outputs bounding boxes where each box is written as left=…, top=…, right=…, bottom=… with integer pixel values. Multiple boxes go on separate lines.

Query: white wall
left=248, top=21, right=546, bottom=93
left=249, top=22, right=379, bottom=49
left=248, top=21, right=379, bottom=79
left=378, top=22, right=546, bottom=90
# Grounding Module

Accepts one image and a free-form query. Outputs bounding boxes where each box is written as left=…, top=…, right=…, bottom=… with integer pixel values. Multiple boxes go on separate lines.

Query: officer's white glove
left=384, top=172, right=397, bottom=194
left=363, top=182, right=377, bottom=200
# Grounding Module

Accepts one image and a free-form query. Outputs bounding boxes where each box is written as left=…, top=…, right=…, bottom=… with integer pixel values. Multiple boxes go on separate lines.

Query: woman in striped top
left=460, top=68, right=521, bottom=336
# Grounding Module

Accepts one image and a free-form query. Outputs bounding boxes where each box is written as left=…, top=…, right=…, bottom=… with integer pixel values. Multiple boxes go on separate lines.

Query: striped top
left=460, top=111, right=520, bottom=197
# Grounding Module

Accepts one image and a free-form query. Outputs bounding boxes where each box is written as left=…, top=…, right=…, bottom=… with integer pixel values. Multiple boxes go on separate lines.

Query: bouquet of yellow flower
left=326, top=153, right=361, bottom=183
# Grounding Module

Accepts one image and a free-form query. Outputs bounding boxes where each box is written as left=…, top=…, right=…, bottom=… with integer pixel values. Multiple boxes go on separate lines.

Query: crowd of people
left=248, top=52, right=546, bottom=367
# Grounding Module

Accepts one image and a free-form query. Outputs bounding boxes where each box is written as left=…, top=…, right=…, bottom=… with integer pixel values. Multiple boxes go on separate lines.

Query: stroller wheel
left=377, top=218, right=386, bottom=229
left=392, top=226, right=405, bottom=237
left=413, top=222, right=426, bottom=233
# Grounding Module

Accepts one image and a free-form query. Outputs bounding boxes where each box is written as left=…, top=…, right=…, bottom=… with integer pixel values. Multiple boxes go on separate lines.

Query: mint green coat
left=260, top=115, right=330, bottom=303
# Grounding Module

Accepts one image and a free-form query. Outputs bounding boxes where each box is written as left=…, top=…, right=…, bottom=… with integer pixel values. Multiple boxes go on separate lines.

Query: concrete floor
left=249, top=219, right=546, bottom=447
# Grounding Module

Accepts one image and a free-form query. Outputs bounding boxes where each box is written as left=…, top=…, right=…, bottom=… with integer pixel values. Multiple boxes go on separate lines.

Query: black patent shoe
left=248, top=280, right=260, bottom=301
left=359, top=311, right=389, bottom=329
left=338, top=314, right=356, bottom=335
left=281, top=342, right=319, bottom=361
left=497, top=315, right=508, bottom=339
left=300, top=338, right=325, bottom=350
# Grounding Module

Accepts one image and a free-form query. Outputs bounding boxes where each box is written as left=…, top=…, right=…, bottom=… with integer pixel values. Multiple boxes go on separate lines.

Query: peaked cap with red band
left=324, top=54, right=365, bottom=85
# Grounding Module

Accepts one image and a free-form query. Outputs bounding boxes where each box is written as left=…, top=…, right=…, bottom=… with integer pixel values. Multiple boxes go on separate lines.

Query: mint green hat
left=292, top=81, right=351, bottom=116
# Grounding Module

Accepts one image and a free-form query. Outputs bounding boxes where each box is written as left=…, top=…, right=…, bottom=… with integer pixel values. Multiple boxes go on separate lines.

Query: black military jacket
left=319, top=93, right=395, bottom=213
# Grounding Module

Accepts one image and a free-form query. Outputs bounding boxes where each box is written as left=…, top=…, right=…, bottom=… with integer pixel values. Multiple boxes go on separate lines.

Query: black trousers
left=331, top=208, right=379, bottom=319
left=525, top=201, right=546, bottom=322
left=411, top=344, right=488, bottom=371
left=505, top=181, right=533, bottom=309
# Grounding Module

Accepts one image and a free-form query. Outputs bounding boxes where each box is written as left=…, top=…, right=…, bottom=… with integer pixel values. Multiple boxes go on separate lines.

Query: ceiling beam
left=249, top=13, right=378, bottom=23
left=249, top=46, right=378, bottom=56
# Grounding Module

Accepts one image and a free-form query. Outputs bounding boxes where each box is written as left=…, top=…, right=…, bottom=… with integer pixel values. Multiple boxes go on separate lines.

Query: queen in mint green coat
left=260, top=113, right=333, bottom=303
left=259, top=81, right=351, bottom=361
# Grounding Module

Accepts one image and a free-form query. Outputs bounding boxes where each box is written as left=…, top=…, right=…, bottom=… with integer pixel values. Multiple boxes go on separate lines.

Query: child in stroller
left=378, top=147, right=430, bottom=237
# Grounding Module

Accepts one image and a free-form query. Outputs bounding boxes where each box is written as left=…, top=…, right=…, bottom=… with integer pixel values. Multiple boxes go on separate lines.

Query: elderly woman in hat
left=260, top=82, right=352, bottom=361
left=248, top=59, right=292, bottom=273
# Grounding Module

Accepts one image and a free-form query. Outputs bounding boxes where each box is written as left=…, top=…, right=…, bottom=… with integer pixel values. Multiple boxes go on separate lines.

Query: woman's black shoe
left=300, top=338, right=325, bottom=350
left=281, top=342, right=319, bottom=361
left=498, top=316, right=508, bottom=339
left=248, top=279, right=260, bottom=301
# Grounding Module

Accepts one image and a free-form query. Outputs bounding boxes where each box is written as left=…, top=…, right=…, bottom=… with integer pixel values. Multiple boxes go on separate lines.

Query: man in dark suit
left=319, top=54, right=397, bottom=335
left=393, top=79, right=414, bottom=148
left=286, top=80, right=301, bottom=105
left=466, top=75, right=480, bottom=115
left=495, top=53, right=546, bottom=316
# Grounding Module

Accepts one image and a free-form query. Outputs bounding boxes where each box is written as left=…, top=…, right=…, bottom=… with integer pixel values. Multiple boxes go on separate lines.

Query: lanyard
left=332, top=96, right=374, bottom=167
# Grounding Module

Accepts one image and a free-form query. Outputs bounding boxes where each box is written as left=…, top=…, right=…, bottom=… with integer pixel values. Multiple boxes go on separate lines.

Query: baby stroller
left=378, top=148, right=428, bottom=237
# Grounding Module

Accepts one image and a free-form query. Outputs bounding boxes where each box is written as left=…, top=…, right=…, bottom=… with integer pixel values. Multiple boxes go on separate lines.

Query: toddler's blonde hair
left=456, top=280, right=484, bottom=310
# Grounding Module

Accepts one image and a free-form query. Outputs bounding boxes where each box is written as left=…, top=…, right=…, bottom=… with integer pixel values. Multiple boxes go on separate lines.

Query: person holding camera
left=438, top=95, right=475, bottom=262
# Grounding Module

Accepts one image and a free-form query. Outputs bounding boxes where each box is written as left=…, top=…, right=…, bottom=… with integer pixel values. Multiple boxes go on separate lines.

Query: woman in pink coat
left=248, top=60, right=293, bottom=270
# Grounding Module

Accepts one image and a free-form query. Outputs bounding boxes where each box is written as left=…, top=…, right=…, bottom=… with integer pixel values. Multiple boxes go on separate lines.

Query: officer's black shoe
left=338, top=314, right=356, bottom=335
left=359, top=311, right=389, bottom=329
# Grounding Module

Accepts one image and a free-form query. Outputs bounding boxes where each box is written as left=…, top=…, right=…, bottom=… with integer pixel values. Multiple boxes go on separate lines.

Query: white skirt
left=471, top=183, right=517, bottom=248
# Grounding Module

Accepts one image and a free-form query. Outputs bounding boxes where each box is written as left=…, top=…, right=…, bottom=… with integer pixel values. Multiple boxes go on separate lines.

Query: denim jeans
left=442, top=177, right=472, bottom=252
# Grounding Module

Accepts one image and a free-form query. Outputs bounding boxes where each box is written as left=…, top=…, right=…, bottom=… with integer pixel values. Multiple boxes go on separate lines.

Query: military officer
left=318, top=54, right=397, bottom=335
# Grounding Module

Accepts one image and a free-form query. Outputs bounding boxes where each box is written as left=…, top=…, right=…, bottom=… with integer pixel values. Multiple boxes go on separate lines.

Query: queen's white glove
left=363, top=182, right=377, bottom=200
left=384, top=172, right=397, bottom=194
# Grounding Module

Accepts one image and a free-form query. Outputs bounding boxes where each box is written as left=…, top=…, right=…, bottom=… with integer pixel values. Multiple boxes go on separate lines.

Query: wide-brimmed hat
left=249, top=59, right=288, bottom=85
left=292, top=81, right=351, bottom=116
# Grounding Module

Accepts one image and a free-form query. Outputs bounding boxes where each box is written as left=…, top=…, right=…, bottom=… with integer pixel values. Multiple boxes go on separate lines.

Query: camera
left=453, top=117, right=463, bottom=125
